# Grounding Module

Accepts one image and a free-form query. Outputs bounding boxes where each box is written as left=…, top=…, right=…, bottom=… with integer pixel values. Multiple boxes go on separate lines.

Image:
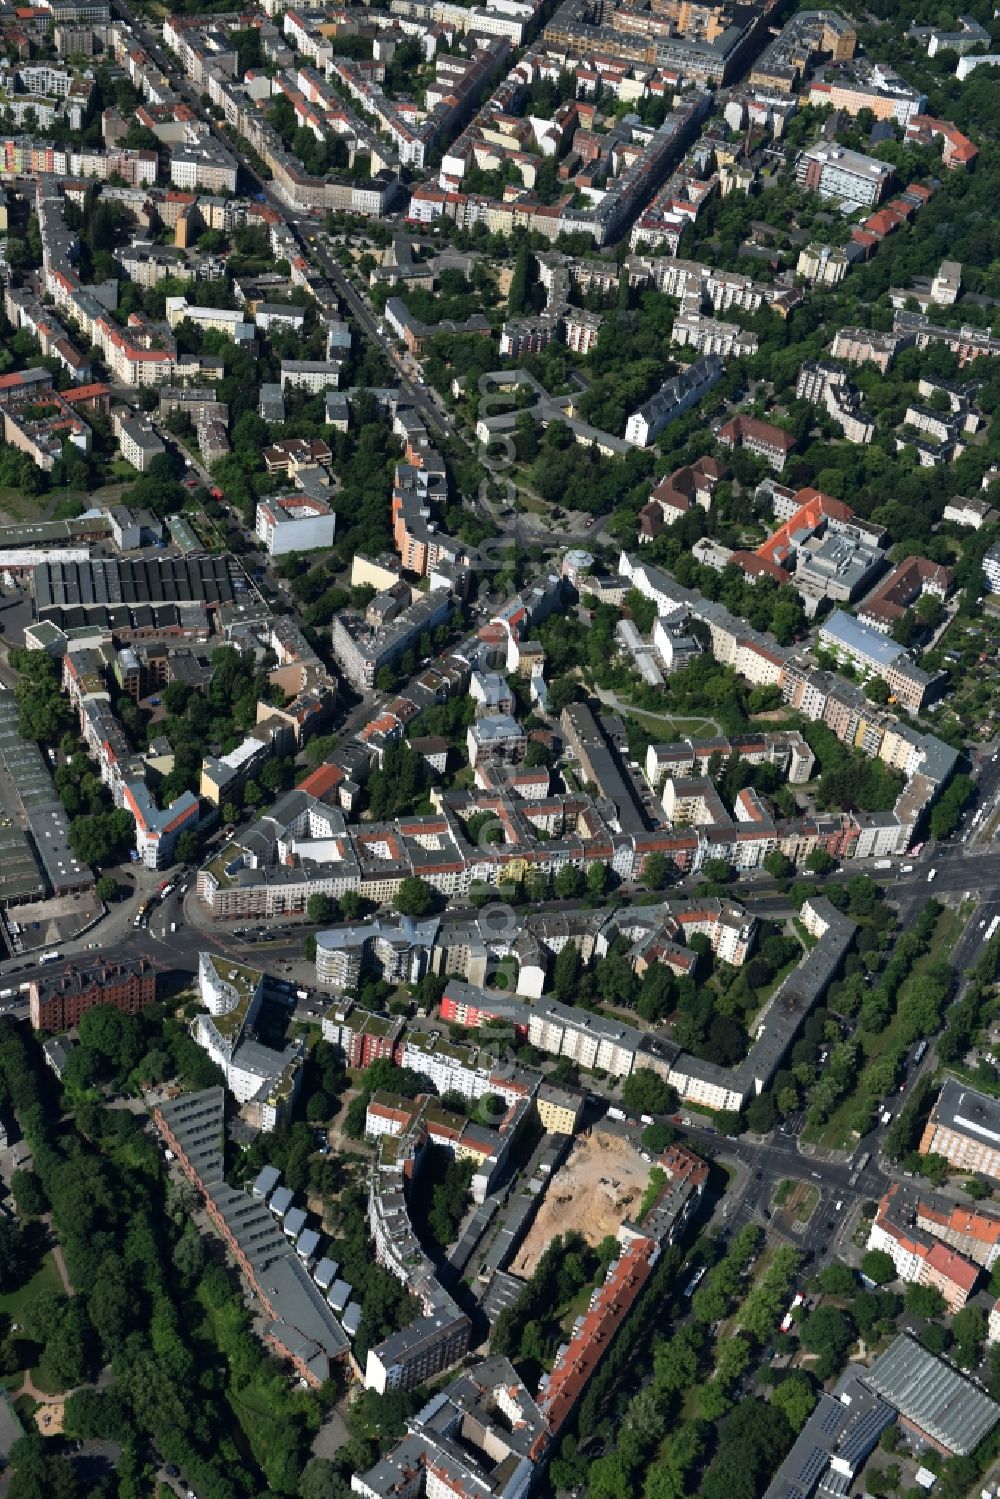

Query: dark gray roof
left=764, top=1367, right=893, bottom=1499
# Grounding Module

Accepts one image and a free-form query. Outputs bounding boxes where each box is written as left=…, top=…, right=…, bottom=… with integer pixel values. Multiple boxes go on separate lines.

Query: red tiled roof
left=297, top=763, right=343, bottom=798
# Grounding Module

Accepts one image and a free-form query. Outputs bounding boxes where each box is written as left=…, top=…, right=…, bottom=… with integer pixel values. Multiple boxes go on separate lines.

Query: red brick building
left=29, top=958, right=156, bottom=1032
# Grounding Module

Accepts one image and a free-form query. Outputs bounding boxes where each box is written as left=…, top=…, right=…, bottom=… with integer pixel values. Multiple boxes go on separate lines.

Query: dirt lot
left=511, top=1128, right=650, bottom=1278
left=35, top=1400, right=65, bottom=1436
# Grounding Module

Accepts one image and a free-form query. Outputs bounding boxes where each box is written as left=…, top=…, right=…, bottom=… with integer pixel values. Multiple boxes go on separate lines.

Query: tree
left=586, top=860, right=609, bottom=898
left=306, top=1092, right=331, bottom=1124
left=68, top=809, right=134, bottom=867
left=805, top=849, right=835, bottom=876
left=699, top=1398, right=793, bottom=1499
left=638, top=963, right=674, bottom=1024
left=763, top=851, right=792, bottom=880
left=643, top=852, right=669, bottom=890
left=745, top=1091, right=777, bottom=1134
left=865, top=676, right=892, bottom=704
left=95, top=875, right=117, bottom=904
left=10, top=1169, right=47, bottom=1217
left=861, top=1249, right=897, bottom=1286
left=904, top=1283, right=946, bottom=1320
left=552, top=943, right=581, bottom=1003
left=341, top=892, right=363, bottom=921
left=307, top=893, right=337, bottom=924
left=175, top=829, right=200, bottom=865
left=800, top=1305, right=856, bottom=1377
left=10, top=651, right=72, bottom=745
left=952, top=1305, right=985, bottom=1367
left=817, top=1264, right=856, bottom=1296
left=554, top=864, right=585, bottom=900
left=771, top=1373, right=816, bottom=1434
left=77, top=1006, right=144, bottom=1080
left=299, top=1459, right=350, bottom=1499
left=929, top=775, right=973, bottom=840
left=641, top=1121, right=675, bottom=1153
left=507, top=243, right=530, bottom=316
left=621, top=1070, right=674, bottom=1115
left=394, top=877, right=434, bottom=917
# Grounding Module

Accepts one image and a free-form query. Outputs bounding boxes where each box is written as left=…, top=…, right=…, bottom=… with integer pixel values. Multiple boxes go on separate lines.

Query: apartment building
left=279, top=359, right=342, bottom=392
left=905, top=115, right=978, bottom=170
left=795, top=360, right=875, bottom=444
left=796, top=243, right=849, bottom=285
left=466, top=714, right=527, bottom=769
left=155, top=1088, right=350, bottom=1387
left=920, top=1081, right=1000, bottom=1182
left=894, top=310, right=1000, bottom=367
left=115, top=414, right=165, bottom=473
left=430, top=896, right=850, bottom=1114
left=817, top=610, right=939, bottom=711
left=624, top=355, right=723, bottom=447
left=536, top=1081, right=585, bottom=1135
left=170, top=140, right=238, bottom=193
left=30, top=956, right=156, bottom=1031
left=807, top=70, right=925, bottom=126
left=944, top=495, right=997, bottom=530
left=331, top=588, right=453, bottom=690
left=868, top=1185, right=980, bottom=1310
left=255, top=494, right=336, bottom=556
left=672, top=310, right=758, bottom=359
left=321, top=1000, right=405, bottom=1065
left=355, top=1359, right=548, bottom=1497
left=857, top=556, right=952, bottom=634
left=831, top=325, right=913, bottom=373
left=537, top=1236, right=657, bottom=1440
left=717, top=414, right=795, bottom=472
left=796, top=145, right=893, bottom=207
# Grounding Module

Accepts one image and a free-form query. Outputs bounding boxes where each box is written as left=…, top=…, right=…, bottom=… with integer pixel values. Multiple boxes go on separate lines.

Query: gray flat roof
left=931, top=1078, right=1000, bottom=1152
left=253, top=1164, right=281, bottom=1198
left=283, top=1206, right=308, bottom=1238
left=270, top=1185, right=294, bottom=1216
left=0, top=825, right=44, bottom=904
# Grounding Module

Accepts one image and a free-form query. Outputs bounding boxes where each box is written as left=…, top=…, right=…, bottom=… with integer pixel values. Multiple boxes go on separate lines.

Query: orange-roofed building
left=756, top=488, right=854, bottom=570
left=868, top=1184, right=983, bottom=1310
left=297, top=763, right=344, bottom=802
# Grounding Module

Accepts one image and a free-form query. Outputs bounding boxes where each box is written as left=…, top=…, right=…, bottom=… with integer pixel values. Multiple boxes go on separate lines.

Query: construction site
left=511, top=1126, right=651, bottom=1277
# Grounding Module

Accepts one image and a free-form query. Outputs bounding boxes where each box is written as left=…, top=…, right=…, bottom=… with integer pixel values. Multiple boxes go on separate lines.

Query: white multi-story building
left=170, top=142, right=238, bottom=193
left=797, top=243, right=849, bottom=285
left=527, top=1003, right=637, bottom=1078
left=115, top=415, right=165, bottom=473
left=256, top=495, right=336, bottom=556
left=672, top=310, right=758, bottom=358
left=797, top=145, right=893, bottom=207
left=279, top=359, right=343, bottom=392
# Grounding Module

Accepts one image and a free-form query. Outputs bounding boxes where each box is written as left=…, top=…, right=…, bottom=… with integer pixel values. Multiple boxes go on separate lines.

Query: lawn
left=0, top=488, right=47, bottom=523
left=791, top=1183, right=819, bottom=1224
left=0, top=1250, right=62, bottom=1323
left=623, top=708, right=721, bottom=739
left=804, top=905, right=964, bottom=1150
left=0, top=1251, right=73, bottom=1401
